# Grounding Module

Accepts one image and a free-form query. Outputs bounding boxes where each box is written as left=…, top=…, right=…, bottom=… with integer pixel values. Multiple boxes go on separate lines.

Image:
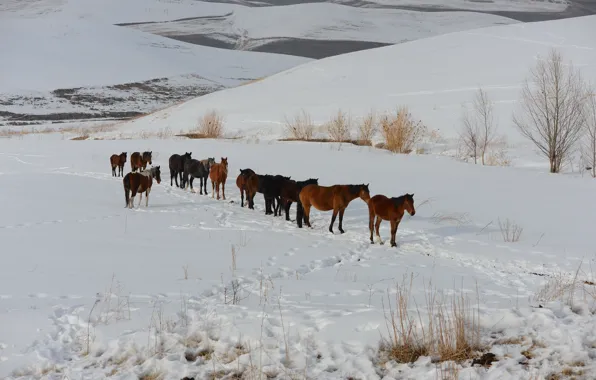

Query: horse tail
left=296, top=200, right=304, bottom=228
left=123, top=173, right=131, bottom=207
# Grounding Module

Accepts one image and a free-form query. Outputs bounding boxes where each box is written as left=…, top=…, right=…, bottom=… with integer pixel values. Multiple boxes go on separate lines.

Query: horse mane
left=347, top=184, right=364, bottom=195
left=390, top=195, right=408, bottom=207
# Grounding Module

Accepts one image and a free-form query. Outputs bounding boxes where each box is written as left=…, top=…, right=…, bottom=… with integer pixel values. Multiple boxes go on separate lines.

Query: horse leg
left=170, top=170, right=174, bottom=186
left=222, top=181, right=226, bottom=200
left=119, top=165, right=123, bottom=177
left=130, top=189, right=137, bottom=209
left=189, top=177, right=196, bottom=193
left=338, top=208, right=346, bottom=234
left=203, top=176, right=208, bottom=195
left=138, top=191, right=143, bottom=207
left=369, top=206, right=375, bottom=244
left=248, top=191, right=255, bottom=210
left=375, top=216, right=383, bottom=245
left=211, top=180, right=215, bottom=198
left=303, top=204, right=312, bottom=228
left=285, top=200, right=292, bottom=221
left=390, top=219, right=400, bottom=247
left=240, top=188, right=244, bottom=207
left=329, top=208, right=339, bottom=234
left=199, top=177, right=203, bottom=195
left=112, top=166, right=116, bottom=177
left=146, top=187, right=151, bottom=207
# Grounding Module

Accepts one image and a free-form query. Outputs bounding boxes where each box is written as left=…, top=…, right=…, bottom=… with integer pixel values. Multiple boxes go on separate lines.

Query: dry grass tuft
left=194, top=110, right=225, bottom=138
left=284, top=109, right=316, bottom=141
left=533, top=261, right=596, bottom=310
left=378, top=273, right=484, bottom=365
left=379, top=106, right=427, bottom=154
left=138, top=369, right=165, bottom=380
left=498, top=218, right=523, bottom=242
left=357, top=110, right=378, bottom=146
left=326, top=109, right=352, bottom=142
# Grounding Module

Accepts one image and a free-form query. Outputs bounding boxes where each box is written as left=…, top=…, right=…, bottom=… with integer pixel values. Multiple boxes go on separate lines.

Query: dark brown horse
left=130, top=151, right=152, bottom=172
left=297, top=183, right=370, bottom=234
left=368, top=193, right=415, bottom=247
left=123, top=166, right=161, bottom=208
left=236, top=168, right=255, bottom=207
left=209, top=157, right=228, bottom=200
left=169, top=152, right=192, bottom=187
left=110, top=152, right=127, bottom=177
left=278, top=177, right=318, bottom=221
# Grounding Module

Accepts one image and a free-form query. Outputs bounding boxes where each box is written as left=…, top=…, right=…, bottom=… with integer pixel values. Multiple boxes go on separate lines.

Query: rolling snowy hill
left=97, top=15, right=596, bottom=169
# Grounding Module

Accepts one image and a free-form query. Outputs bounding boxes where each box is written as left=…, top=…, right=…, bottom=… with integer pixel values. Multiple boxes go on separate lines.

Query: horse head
left=153, top=165, right=161, bottom=184
left=359, top=183, right=371, bottom=202
left=405, top=193, right=415, bottom=216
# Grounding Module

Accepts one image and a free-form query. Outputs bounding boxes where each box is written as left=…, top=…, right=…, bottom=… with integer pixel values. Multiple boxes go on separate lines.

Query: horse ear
left=411, top=193, right=414, bottom=197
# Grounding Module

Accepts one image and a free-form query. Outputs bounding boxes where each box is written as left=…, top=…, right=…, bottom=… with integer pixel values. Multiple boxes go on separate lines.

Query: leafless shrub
left=379, top=106, right=427, bottom=153
left=357, top=110, right=378, bottom=145
left=459, top=88, right=498, bottom=165
left=513, top=48, right=591, bottom=173
left=156, top=127, right=173, bottom=139
left=580, top=92, right=596, bottom=177
left=497, top=218, right=523, bottom=242
left=326, top=109, right=352, bottom=142
left=195, top=110, right=225, bottom=138
left=431, top=212, right=471, bottom=227
left=284, top=109, right=315, bottom=140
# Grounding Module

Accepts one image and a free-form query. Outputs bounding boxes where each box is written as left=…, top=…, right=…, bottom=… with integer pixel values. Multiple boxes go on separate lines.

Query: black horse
left=183, top=157, right=215, bottom=194
left=257, top=174, right=291, bottom=216
left=278, top=177, right=319, bottom=221
left=169, top=152, right=192, bottom=187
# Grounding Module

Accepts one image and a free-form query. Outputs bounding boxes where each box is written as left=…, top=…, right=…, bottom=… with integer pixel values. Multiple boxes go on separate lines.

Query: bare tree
left=581, top=92, right=596, bottom=177
left=459, top=88, right=497, bottom=165
left=513, top=48, right=590, bottom=173
left=459, top=107, right=480, bottom=164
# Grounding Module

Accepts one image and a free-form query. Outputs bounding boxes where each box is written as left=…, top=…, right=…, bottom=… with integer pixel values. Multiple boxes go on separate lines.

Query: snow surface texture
left=1, top=138, right=595, bottom=379
left=123, top=3, right=518, bottom=48
left=0, top=17, right=309, bottom=93
left=98, top=15, right=596, bottom=148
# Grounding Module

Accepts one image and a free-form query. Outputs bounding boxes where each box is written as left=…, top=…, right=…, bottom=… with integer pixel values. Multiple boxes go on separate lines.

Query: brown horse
left=110, top=152, right=127, bottom=177
left=123, top=166, right=161, bottom=208
left=209, top=157, right=228, bottom=200
left=368, top=193, right=415, bottom=247
left=130, top=151, right=152, bottom=172
left=297, top=183, right=370, bottom=234
left=236, top=168, right=255, bottom=207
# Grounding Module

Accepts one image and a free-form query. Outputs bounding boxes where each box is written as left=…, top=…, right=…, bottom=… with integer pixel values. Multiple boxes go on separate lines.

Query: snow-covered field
left=1, top=136, right=595, bottom=380
left=3, top=1, right=596, bottom=379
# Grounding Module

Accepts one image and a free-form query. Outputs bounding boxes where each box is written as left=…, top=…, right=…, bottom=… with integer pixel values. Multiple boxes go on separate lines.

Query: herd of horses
left=110, top=150, right=416, bottom=247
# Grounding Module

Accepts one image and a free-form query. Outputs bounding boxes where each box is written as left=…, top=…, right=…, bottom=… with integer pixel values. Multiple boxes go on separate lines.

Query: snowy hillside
left=0, top=0, right=527, bottom=129
left=122, top=3, right=518, bottom=51
left=98, top=15, right=596, bottom=165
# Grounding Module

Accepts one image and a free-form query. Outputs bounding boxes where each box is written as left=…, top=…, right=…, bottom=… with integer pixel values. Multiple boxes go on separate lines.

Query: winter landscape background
left=2, top=0, right=596, bottom=379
